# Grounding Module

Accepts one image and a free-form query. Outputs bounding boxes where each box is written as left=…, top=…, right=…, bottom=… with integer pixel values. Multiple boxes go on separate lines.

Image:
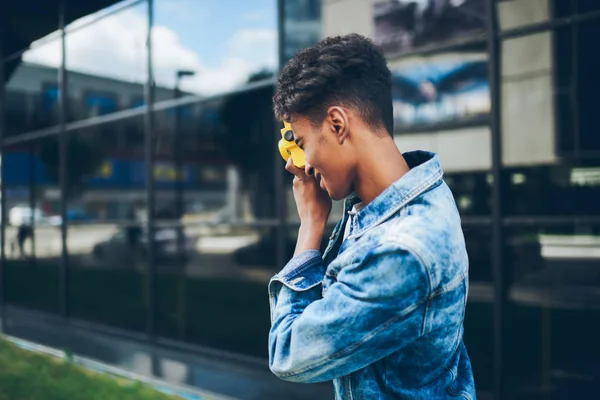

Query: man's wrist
left=294, top=222, right=326, bottom=256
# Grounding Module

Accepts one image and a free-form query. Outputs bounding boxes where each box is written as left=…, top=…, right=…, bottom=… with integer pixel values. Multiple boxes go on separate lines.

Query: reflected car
left=92, top=226, right=195, bottom=268
left=7, top=205, right=62, bottom=227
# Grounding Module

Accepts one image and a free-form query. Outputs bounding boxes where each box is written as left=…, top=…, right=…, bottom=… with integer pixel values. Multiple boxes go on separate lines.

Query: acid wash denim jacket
left=268, top=151, right=476, bottom=399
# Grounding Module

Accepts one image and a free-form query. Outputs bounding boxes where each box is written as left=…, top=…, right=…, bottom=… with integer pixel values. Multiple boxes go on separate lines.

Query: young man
left=269, top=34, right=476, bottom=399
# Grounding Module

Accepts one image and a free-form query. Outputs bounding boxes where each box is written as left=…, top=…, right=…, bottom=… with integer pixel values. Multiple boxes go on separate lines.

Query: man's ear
left=326, top=106, right=350, bottom=144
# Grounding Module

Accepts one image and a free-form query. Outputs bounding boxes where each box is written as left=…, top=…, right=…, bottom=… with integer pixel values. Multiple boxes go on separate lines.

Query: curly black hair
left=273, top=33, right=393, bottom=136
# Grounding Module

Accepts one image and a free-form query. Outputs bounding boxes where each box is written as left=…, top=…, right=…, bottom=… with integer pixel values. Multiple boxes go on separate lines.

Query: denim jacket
left=268, top=151, right=476, bottom=399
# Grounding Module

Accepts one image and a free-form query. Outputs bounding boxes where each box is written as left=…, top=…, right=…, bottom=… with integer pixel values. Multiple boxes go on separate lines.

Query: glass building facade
left=1, top=0, right=600, bottom=398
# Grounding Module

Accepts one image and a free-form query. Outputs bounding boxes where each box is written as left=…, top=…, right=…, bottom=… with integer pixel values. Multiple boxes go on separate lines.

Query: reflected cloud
left=22, top=5, right=276, bottom=96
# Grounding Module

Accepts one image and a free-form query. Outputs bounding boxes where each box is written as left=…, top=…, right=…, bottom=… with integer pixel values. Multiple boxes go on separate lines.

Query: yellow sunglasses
left=278, top=121, right=306, bottom=168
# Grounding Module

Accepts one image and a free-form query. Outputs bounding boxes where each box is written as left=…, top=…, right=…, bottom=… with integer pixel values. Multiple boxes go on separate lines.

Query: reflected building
left=283, top=0, right=322, bottom=62
left=5, top=62, right=194, bottom=219
left=2, top=0, right=600, bottom=399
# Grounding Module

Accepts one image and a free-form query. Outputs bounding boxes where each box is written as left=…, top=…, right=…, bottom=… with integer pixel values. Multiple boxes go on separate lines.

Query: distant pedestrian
left=12, top=223, right=33, bottom=258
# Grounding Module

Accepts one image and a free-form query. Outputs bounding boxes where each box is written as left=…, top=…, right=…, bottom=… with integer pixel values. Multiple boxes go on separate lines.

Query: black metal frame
left=486, top=2, right=503, bottom=398
left=0, top=10, right=5, bottom=329
left=2, top=1, right=600, bottom=399
left=144, top=0, right=156, bottom=339
left=275, top=0, right=287, bottom=271
left=569, top=0, right=581, bottom=160
left=58, top=0, right=69, bottom=319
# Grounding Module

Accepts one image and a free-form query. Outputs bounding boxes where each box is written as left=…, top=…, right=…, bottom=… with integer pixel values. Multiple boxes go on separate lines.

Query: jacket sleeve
left=267, top=241, right=430, bottom=383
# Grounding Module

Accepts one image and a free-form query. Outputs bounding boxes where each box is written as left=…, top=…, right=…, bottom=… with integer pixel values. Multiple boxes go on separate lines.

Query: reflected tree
left=219, top=71, right=276, bottom=220
left=220, top=70, right=294, bottom=265
left=247, top=69, right=274, bottom=83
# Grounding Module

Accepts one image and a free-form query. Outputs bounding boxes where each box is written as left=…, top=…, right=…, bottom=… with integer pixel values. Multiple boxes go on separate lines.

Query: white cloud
left=227, top=28, right=277, bottom=71
left=23, top=39, right=62, bottom=69
left=22, top=7, right=276, bottom=96
left=177, top=27, right=277, bottom=95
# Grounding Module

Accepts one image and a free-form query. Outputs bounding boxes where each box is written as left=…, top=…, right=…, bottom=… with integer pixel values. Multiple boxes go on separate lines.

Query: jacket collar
left=342, top=150, right=443, bottom=240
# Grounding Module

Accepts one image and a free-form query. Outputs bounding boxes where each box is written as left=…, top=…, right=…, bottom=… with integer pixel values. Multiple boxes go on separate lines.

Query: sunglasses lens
left=284, top=130, right=294, bottom=142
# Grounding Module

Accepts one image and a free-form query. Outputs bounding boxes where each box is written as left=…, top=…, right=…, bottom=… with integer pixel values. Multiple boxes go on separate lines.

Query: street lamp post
left=173, top=70, right=195, bottom=340
left=173, top=69, right=195, bottom=221
left=173, top=70, right=194, bottom=292
left=174, top=70, right=195, bottom=101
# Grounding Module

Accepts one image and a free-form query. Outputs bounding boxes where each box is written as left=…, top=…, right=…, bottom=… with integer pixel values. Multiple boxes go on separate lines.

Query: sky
left=22, top=0, right=277, bottom=96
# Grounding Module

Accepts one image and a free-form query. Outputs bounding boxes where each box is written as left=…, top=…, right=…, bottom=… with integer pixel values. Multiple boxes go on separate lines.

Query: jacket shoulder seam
left=379, top=238, right=433, bottom=298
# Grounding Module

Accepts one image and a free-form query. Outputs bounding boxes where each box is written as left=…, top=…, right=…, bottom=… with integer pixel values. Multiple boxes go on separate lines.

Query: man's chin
left=329, top=187, right=356, bottom=201
left=322, top=181, right=348, bottom=201
left=328, top=190, right=347, bottom=201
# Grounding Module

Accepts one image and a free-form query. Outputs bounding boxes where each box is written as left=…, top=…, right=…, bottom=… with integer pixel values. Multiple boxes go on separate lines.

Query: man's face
left=289, top=115, right=356, bottom=201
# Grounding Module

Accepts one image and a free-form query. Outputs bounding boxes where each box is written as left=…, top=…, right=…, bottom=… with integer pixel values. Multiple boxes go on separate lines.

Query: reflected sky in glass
left=22, top=0, right=277, bottom=96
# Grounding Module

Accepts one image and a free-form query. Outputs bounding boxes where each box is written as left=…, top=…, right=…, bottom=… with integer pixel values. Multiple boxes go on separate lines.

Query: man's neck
left=352, top=135, right=410, bottom=206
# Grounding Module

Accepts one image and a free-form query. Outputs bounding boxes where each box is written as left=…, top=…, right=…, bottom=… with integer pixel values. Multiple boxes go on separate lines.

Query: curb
left=3, top=335, right=238, bottom=400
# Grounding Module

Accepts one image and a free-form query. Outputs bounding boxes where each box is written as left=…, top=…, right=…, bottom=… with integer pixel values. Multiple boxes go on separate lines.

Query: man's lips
left=315, top=173, right=326, bottom=190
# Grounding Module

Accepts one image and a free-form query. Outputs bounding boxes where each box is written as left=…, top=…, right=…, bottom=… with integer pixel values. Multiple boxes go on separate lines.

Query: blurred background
left=1, top=0, right=600, bottom=399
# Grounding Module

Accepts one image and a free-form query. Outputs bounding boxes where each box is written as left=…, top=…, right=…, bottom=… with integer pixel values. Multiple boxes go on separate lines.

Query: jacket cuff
left=270, top=250, right=325, bottom=291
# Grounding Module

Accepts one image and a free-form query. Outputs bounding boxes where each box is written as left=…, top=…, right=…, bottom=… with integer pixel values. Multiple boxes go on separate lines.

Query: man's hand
left=285, top=158, right=332, bottom=256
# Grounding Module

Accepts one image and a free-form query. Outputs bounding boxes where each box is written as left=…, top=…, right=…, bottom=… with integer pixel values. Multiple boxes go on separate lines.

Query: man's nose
left=304, top=163, right=314, bottom=176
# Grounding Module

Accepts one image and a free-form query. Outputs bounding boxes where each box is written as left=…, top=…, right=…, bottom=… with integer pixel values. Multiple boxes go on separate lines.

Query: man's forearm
left=294, top=223, right=325, bottom=256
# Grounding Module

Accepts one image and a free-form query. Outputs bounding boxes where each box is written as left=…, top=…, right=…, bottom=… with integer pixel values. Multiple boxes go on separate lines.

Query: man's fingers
left=285, top=157, right=306, bottom=178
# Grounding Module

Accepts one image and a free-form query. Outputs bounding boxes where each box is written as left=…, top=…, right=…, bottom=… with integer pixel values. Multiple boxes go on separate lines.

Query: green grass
left=0, top=338, right=179, bottom=400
